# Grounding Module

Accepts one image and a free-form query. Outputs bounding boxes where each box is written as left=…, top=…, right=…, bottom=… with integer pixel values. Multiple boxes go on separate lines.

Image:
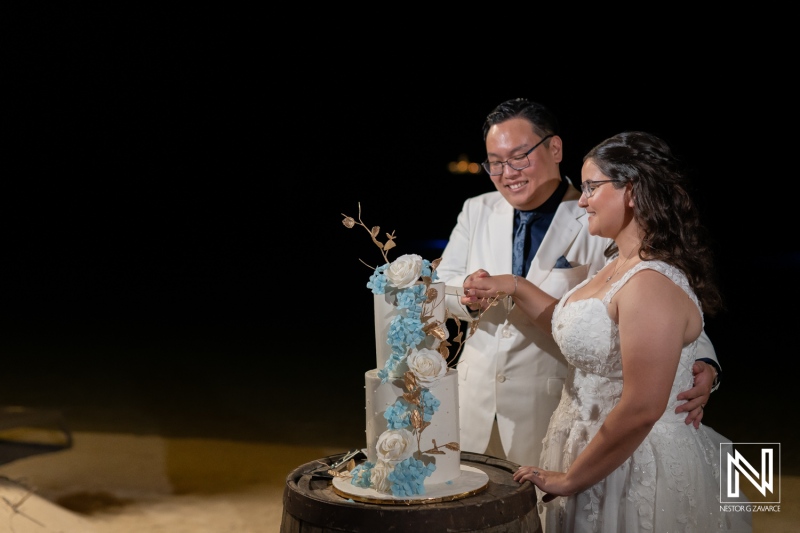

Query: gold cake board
left=331, top=464, right=489, bottom=505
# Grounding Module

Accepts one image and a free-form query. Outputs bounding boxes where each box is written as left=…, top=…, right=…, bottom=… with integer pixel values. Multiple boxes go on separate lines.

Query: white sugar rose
left=370, top=460, right=394, bottom=493
left=385, top=254, right=423, bottom=289
left=376, top=428, right=415, bottom=465
left=407, top=348, right=447, bottom=388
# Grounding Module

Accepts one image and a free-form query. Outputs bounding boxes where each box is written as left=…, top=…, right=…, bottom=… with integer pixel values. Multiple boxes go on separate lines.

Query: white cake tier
left=364, top=368, right=460, bottom=486
left=373, top=280, right=446, bottom=377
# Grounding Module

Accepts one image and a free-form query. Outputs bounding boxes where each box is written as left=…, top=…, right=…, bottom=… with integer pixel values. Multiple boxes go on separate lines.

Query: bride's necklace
left=605, top=249, right=637, bottom=283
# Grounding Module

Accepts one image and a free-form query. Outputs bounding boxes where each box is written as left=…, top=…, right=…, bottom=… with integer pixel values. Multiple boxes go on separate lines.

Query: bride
left=462, top=131, right=752, bottom=532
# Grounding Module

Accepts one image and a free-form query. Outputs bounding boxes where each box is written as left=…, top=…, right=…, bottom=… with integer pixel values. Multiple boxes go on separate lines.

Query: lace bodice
left=551, top=260, right=701, bottom=416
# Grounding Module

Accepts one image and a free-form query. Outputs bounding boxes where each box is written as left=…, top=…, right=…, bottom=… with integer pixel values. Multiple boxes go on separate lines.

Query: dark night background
left=3, top=8, right=798, bottom=472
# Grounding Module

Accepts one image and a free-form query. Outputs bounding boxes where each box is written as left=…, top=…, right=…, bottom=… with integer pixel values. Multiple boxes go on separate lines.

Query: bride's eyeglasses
left=581, top=179, right=622, bottom=198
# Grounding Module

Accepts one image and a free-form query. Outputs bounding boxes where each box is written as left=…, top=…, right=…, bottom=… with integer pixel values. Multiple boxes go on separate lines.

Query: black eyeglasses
left=580, top=179, right=622, bottom=198
left=482, top=134, right=554, bottom=176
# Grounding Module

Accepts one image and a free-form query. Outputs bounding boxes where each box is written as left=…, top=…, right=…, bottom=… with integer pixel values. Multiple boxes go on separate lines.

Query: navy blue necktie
left=512, top=211, right=536, bottom=277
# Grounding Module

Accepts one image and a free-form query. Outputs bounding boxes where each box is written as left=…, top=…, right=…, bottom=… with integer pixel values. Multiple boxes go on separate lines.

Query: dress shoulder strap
left=602, top=260, right=701, bottom=314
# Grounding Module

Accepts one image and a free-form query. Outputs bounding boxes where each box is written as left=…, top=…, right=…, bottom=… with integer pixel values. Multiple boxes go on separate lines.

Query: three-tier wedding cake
left=333, top=206, right=489, bottom=503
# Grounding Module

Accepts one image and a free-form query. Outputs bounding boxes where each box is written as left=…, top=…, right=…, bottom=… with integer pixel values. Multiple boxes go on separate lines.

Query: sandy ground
left=0, top=431, right=339, bottom=533
left=0, top=431, right=797, bottom=533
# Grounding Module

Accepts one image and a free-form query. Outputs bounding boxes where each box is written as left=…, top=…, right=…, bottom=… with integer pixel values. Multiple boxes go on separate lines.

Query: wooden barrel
left=281, top=452, right=541, bottom=533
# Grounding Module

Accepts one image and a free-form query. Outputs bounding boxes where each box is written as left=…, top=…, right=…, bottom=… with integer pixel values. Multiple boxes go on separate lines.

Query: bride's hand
left=467, top=272, right=515, bottom=301
left=462, top=269, right=491, bottom=310
left=513, top=466, right=570, bottom=502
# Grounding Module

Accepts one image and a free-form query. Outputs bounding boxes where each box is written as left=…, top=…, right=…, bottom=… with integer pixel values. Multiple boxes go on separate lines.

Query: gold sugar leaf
left=425, top=323, right=448, bottom=341
left=404, top=371, right=418, bottom=390
left=403, top=381, right=421, bottom=402
left=410, top=409, right=423, bottom=429
left=342, top=216, right=356, bottom=228
left=371, top=226, right=380, bottom=238
left=385, top=240, right=397, bottom=252
left=426, top=286, right=439, bottom=302
left=447, top=312, right=463, bottom=334
left=403, top=388, right=421, bottom=405
left=437, top=344, right=449, bottom=359
left=422, top=438, right=459, bottom=455
left=430, top=257, right=442, bottom=270
left=452, top=331, right=464, bottom=343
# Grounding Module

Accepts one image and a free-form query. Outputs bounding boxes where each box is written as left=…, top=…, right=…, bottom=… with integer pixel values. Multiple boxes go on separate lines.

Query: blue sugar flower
left=367, top=265, right=389, bottom=294
left=407, top=304, right=423, bottom=319
left=386, top=316, right=408, bottom=349
left=420, top=389, right=440, bottom=422
left=402, top=316, right=426, bottom=345
left=388, top=457, right=436, bottom=496
left=413, top=282, right=429, bottom=298
left=403, top=322, right=426, bottom=347
left=387, top=316, right=425, bottom=351
left=384, top=400, right=411, bottom=429
left=421, top=260, right=439, bottom=281
left=367, top=273, right=387, bottom=295
left=350, top=462, right=374, bottom=488
left=379, top=351, right=406, bottom=382
left=377, top=367, right=388, bottom=382
left=427, top=261, right=440, bottom=280
left=395, top=287, right=423, bottom=313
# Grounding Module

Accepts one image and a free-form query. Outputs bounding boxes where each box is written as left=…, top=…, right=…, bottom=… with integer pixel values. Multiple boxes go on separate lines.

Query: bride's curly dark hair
left=584, top=131, right=723, bottom=316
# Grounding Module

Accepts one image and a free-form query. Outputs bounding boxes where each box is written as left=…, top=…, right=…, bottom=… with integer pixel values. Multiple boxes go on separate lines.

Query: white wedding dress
left=538, top=260, right=752, bottom=532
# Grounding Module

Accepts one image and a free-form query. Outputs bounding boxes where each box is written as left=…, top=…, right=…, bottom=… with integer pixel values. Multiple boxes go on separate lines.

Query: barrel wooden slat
left=281, top=452, right=541, bottom=533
